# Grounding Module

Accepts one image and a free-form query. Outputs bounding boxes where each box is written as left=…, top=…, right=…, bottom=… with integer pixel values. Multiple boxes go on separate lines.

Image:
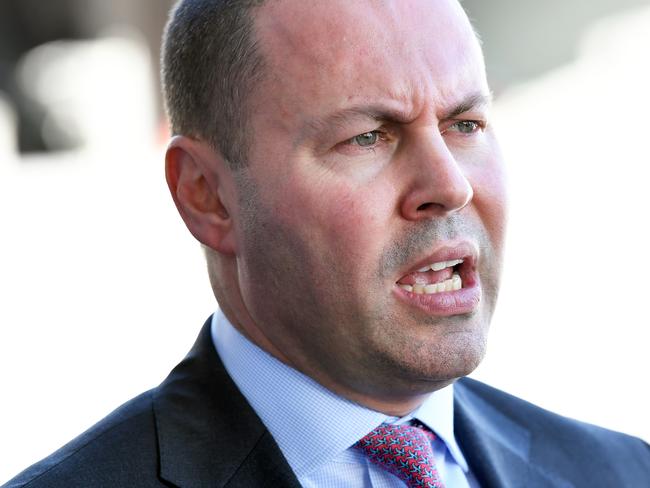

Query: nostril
left=417, top=202, right=434, bottom=211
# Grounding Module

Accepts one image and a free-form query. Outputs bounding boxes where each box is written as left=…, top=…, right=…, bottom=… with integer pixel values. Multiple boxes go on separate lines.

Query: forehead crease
left=253, top=0, right=487, bottom=125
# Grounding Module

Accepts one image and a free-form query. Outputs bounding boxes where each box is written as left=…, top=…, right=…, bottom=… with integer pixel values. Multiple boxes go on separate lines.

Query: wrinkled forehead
left=252, top=0, right=486, bottom=112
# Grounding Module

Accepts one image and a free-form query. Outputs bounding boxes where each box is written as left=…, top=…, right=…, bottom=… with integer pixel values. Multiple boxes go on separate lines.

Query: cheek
left=465, top=149, right=508, bottom=252
left=276, top=177, right=397, bottom=270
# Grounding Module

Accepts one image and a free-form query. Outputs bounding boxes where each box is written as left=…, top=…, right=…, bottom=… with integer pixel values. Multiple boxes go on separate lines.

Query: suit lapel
left=152, top=318, right=577, bottom=487
left=152, top=318, right=301, bottom=488
left=224, top=430, right=303, bottom=488
left=454, top=379, right=573, bottom=488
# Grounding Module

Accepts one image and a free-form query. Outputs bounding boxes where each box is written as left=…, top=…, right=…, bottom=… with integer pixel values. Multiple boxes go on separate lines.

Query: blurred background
left=1, top=0, right=649, bottom=481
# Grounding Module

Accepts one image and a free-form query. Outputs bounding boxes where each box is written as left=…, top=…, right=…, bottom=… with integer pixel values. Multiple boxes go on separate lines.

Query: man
left=4, top=0, right=649, bottom=487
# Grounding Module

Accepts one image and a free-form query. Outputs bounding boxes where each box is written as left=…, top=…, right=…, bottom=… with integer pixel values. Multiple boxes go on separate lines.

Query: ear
left=165, top=135, right=237, bottom=255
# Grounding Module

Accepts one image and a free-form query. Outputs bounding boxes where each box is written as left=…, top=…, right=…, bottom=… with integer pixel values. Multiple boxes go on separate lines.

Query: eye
left=446, top=120, right=484, bottom=135
left=350, top=131, right=380, bottom=147
left=334, top=128, right=394, bottom=157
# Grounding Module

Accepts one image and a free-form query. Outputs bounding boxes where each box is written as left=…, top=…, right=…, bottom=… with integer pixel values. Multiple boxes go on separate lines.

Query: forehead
left=252, top=0, right=487, bottom=121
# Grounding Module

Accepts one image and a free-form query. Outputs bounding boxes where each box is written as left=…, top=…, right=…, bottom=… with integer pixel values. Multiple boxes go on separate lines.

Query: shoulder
left=456, top=377, right=650, bottom=475
left=2, top=390, right=164, bottom=488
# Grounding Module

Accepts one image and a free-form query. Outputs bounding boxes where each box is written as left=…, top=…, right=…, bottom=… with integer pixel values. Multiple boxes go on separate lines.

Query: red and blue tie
left=355, top=422, right=445, bottom=488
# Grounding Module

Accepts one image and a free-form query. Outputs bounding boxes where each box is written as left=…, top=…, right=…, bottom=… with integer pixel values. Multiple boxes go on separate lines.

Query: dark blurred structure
left=0, top=0, right=173, bottom=153
left=0, top=0, right=86, bottom=151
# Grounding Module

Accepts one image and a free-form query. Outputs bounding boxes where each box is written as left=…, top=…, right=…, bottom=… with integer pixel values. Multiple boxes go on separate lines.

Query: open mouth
left=396, top=258, right=469, bottom=295
left=392, top=243, right=480, bottom=315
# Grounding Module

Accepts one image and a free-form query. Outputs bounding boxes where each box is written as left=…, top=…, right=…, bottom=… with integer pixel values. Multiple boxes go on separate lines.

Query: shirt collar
left=211, top=310, right=469, bottom=476
left=411, top=386, right=469, bottom=472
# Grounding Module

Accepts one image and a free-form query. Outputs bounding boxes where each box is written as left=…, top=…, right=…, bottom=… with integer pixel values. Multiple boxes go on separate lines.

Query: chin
left=425, top=332, right=486, bottom=380
left=369, top=324, right=488, bottom=394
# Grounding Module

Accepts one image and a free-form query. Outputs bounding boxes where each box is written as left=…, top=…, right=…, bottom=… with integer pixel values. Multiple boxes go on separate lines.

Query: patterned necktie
left=355, top=421, right=445, bottom=488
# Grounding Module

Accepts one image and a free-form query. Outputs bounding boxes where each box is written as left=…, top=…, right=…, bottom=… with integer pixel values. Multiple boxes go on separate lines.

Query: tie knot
left=355, top=422, right=444, bottom=488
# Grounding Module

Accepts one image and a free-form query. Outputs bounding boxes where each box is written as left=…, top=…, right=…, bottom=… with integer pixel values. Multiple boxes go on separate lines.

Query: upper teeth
left=399, top=273, right=462, bottom=294
left=417, top=259, right=464, bottom=273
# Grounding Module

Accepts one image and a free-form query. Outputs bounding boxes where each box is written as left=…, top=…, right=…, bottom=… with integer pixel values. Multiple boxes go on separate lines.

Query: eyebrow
left=440, top=92, right=493, bottom=120
left=302, top=106, right=410, bottom=139
left=303, top=91, right=493, bottom=138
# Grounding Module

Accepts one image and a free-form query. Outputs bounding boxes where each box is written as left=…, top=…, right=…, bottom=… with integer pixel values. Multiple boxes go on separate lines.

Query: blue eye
left=451, top=120, right=482, bottom=134
left=352, top=131, right=380, bottom=147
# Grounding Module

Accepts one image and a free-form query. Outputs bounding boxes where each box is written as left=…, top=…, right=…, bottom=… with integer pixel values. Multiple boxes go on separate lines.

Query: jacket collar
left=152, top=317, right=301, bottom=488
left=454, top=378, right=574, bottom=488
left=152, top=316, right=574, bottom=488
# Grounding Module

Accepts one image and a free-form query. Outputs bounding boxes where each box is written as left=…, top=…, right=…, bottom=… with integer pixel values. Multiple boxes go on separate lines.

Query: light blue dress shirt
left=211, top=310, right=479, bottom=487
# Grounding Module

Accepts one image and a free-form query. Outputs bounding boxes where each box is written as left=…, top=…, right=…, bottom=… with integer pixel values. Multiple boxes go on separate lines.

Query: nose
left=400, top=132, right=473, bottom=221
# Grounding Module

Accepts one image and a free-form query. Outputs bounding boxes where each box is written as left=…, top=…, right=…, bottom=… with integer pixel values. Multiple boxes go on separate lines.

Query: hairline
left=162, top=0, right=269, bottom=171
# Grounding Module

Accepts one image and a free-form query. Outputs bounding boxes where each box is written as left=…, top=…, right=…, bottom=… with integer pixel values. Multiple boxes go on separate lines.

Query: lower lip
left=393, top=275, right=481, bottom=317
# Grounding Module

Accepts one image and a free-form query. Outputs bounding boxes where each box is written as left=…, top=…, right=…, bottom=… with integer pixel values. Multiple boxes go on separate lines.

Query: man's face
left=228, top=0, right=507, bottom=405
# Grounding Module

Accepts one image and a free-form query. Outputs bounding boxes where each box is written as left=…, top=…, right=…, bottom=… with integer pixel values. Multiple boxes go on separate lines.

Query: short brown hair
left=161, top=0, right=266, bottom=169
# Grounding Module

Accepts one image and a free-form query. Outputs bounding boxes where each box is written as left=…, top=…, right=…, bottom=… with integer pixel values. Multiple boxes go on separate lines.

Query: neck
left=213, top=284, right=455, bottom=418
left=308, top=374, right=454, bottom=417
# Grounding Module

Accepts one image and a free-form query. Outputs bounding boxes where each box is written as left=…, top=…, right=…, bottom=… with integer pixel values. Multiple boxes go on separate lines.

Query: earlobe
left=165, top=136, right=237, bottom=254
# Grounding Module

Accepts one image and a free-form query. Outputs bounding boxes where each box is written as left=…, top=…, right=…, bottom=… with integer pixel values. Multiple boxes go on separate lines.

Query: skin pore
left=167, top=0, right=507, bottom=416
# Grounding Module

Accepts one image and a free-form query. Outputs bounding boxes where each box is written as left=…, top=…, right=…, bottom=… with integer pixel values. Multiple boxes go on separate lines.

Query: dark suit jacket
left=4, top=318, right=650, bottom=487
